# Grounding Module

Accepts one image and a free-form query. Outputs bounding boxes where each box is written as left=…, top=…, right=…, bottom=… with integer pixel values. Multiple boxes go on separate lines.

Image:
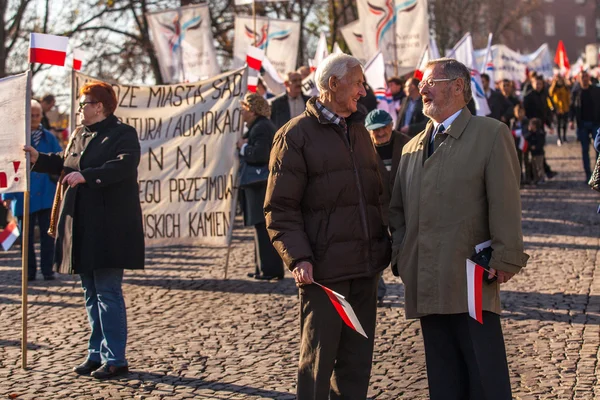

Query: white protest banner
left=357, top=0, right=429, bottom=76
left=71, top=68, right=247, bottom=247
left=301, top=71, right=318, bottom=97
left=340, top=20, right=367, bottom=64
left=147, top=4, right=220, bottom=83
left=0, top=72, right=30, bottom=194
left=473, top=44, right=553, bottom=83
left=233, top=16, right=300, bottom=76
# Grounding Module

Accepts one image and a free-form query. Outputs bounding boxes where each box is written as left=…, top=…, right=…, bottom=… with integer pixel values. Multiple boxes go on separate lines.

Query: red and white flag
left=466, top=259, right=484, bottom=324
left=247, top=46, right=265, bottom=93
left=29, top=33, right=69, bottom=67
left=511, top=129, right=528, bottom=153
left=0, top=221, right=20, bottom=251
left=73, top=49, right=84, bottom=71
left=414, top=45, right=429, bottom=80
left=316, top=283, right=368, bottom=338
left=554, top=40, right=570, bottom=76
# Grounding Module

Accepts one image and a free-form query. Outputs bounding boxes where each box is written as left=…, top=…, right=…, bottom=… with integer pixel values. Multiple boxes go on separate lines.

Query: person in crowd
left=264, top=53, right=391, bottom=399
left=358, top=82, right=378, bottom=113
left=526, top=118, right=546, bottom=185
left=40, top=94, right=56, bottom=130
left=297, top=65, right=311, bottom=80
left=2, top=100, right=62, bottom=281
left=365, top=109, right=410, bottom=306
left=500, top=79, right=521, bottom=107
left=511, top=104, right=530, bottom=183
left=549, top=75, right=571, bottom=145
left=387, top=76, right=405, bottom=115
left=24, top=82, right=144, bottom=379
left=270, top=71, right=310, bottom=130
left=256, top=78, right=274, bottom=100
left=389, top=58, right=528, bottom=400
left=481, top=73, right=512, bottom=124
left=238, top=93, right=283, bottom=281
left=524, top=75, right=557, bottom=178
left=395, top=77, right=428, bottom=136
left=521, top=70, right=537, bottom=98
left=569, top=71, right=600, bottom=182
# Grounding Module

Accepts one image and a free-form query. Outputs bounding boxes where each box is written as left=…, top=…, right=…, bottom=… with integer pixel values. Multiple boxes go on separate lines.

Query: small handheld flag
left=466, top=259, right=484, bottom=324
left=315, top=282, right=368, bottom=338
left=0, top=221, right=20, bottom=251
left=246, top=46, right=265, bottom=93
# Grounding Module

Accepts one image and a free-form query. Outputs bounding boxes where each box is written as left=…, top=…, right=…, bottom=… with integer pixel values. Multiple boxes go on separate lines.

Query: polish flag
left=554, top=40, right=570, bottom=76
left=29, top=33, right=69, bottom=67
left=0, top=221, right=20, bottom=251
left=512, top=129, right=529, bottom=153
left=316, top=283, right=368, bottom=338
left=73, top=49, right=85, bottom=71
left=466, top=259, right=484, bottom=324
left=247, top=74, right=259, bottom=93
left=246, top=46, right=265, bottom=71
left=414, top=45, right=429, bottom=80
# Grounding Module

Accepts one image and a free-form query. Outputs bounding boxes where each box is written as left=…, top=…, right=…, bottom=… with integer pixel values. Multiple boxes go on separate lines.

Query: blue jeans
left=18, top=208, right=54, bottom=278
left=576, top=120, right=600, bottom=180
left=80, top=269, right=128, bottom=367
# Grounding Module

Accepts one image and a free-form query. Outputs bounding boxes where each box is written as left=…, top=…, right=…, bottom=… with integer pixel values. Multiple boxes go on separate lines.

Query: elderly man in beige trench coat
left=389, top=58, right=529, bottom=400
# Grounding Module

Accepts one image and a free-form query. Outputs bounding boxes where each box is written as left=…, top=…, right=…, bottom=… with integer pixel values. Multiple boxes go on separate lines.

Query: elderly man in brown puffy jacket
left=264, top=53, right=391, bottom=399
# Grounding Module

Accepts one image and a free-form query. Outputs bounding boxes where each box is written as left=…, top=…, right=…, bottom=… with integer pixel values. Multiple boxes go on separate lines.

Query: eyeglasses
left=78, top=101, right=99, bottom=109
left=418, top=77, right=458, bottom=90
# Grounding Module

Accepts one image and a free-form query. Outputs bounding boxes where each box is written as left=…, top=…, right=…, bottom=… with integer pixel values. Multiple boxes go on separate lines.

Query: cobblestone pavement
left=1, top=132, right=600, bottom=400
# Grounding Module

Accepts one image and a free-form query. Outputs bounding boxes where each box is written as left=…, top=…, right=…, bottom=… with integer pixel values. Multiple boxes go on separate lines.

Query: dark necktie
left=432, top=124, right=447, bottom=153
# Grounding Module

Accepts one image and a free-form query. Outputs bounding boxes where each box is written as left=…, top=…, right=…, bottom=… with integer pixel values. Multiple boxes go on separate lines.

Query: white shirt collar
left=432, top=108, right=463, bottom=133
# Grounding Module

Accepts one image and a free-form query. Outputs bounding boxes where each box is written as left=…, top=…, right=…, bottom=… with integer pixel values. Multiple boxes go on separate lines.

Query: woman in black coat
left=237, top=93, right=283, bottom=280
left=25, top=82, right=144, bottom=379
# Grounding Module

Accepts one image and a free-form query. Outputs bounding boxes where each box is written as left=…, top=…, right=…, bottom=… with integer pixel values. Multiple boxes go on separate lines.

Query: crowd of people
left=6, top=49, right=600, bottom=397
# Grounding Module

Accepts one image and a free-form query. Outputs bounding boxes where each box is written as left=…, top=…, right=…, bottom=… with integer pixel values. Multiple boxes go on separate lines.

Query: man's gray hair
left=31, top=99, right=42, bottom=110
left=426, top=58, right=472, bottom=103
left=315, top=53, right=363, bottom=93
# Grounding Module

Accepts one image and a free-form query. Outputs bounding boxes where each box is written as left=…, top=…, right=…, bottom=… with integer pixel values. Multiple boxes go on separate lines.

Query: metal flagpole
left=21, top=68, right=33, bottom=369
left=393, top=11, right=398, bottom=76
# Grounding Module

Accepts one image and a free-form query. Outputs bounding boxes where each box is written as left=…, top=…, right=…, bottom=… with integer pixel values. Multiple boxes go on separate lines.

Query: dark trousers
left=420, top=312, right=512, bottom=400
left=576, top=120, right=600, bottom=180
left=253, top=222, right=283, bottom=277
left=18, top=208, right=54, bottom=278
left=556, top=113, right=568, bottom=141
left=297, top=275, right=379, bottom=400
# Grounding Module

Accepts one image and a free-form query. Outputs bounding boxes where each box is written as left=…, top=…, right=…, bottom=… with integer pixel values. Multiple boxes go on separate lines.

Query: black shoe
left=90, top=363, right=129, bottom=379
left=547, top=171, right=558, bottom=179
left=43, top=274, right=55, bottom=281
left=247, top=272, right=260, bottom=278
left=73, top=359, right=102, bottom=375
left=254, top=275, right=284, bottom=281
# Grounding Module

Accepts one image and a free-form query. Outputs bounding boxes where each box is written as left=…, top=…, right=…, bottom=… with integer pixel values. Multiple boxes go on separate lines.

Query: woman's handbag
left=589, top=154, right=600, bottom=192
left=239, top=161, right=269, bottom=188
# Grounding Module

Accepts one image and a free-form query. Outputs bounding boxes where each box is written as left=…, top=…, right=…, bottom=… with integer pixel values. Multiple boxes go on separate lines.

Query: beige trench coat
left=389, top=107, right=529, bottom=319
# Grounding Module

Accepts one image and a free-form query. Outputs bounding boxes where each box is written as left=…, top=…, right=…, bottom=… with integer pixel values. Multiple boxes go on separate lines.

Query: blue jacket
left=2, top=128, right=62, bottom=216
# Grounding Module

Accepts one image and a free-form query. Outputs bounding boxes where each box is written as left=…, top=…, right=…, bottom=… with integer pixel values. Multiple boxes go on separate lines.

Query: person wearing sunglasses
left=24, top=82, right=144, bottom=380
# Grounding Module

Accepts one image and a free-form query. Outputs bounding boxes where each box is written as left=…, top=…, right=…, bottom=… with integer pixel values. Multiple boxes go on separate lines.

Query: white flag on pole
left=364, top=52, right=396, bottom=124
left=340, top=20, right=367, bottom=64
left=147, top=4, right=220, bottom=83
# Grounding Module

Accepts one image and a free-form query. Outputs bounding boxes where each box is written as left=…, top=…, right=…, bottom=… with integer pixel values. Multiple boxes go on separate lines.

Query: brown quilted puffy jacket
left=264, top=98, right=391, bottom=283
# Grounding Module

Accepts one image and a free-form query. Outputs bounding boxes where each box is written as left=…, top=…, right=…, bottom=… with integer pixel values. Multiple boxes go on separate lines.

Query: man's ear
left=329, top=76, right=338, bottom=92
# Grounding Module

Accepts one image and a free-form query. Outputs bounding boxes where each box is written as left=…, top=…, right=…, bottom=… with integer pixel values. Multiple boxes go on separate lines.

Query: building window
left=545, top=15, right=555, bottom=36
left=521, top=17, right=532, bottom=36
left=576, top=16, right=586, bottom=37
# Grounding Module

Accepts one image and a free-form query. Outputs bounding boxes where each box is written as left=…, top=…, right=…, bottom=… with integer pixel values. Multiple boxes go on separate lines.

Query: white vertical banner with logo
left=0, top=72, right=29, bottom=194
left=364, top=52, right=396, bottom=124
left=340, top=20, right=367, bottom=64
left=71, top=68, right=247, bottom=247
left=265, top=17, right=300, bottom=75
left=233, top=16, right=299, bottom=76
left=147, top=4, right=220, bottom=84
left=357, top=0, right=429, bottom=76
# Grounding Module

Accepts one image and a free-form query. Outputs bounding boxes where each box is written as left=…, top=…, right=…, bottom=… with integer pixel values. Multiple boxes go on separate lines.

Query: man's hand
left=63, top=172, right=86, bottom=188
left=23, top=145, right=39, bottom=164
left=292, top=261, right=314, bottom=286
left=400, top=126, right=409, bottom=134
left=2, top=199, right=11, bottom=209
left=237, top=137, right=248, bottom=150
left=569, top=121, right=575, bottom=130
left=547, top=126, right=554, bottom=135
left=488, top=268, right=515, bottom=284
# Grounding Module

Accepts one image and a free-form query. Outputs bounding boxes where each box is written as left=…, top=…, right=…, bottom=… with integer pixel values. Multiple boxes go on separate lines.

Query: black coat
left=486, top=89, right=513, bottom=124
left=270, top=93, right=310, bottom=130
left=34, top=114, right=144, bottom=274
left=569, top=85, right=600, bottom=124
left=524, top=90, right=553, bottom=128
left=240, top=116, right=276, bottom=227
left=394, top=96, right=428, bottom=136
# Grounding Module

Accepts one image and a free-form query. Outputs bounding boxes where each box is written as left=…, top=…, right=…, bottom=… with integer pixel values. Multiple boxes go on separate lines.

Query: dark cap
left=365, top=109, right=393, bottom=130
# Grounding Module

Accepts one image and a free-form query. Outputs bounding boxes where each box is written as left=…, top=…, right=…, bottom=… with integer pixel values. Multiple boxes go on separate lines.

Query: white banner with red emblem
left=340, top=20, right=367, bottom=65
left=147, top=4, right=220, bottom=84
left=0, top=72, right=30, bottom=194
left=233, top=15, right=300, bottom=76
left=357, top=0, right=429, bottom=76
left=70, top=68, right=247, bottom=247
